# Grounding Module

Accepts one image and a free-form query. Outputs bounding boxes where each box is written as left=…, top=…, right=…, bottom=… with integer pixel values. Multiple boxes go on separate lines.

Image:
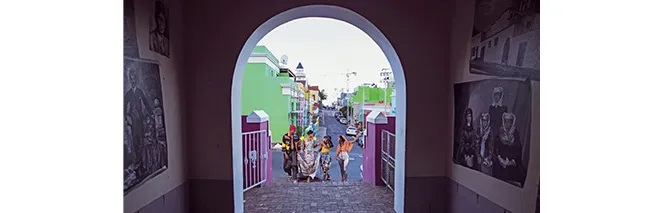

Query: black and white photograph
left=124, top=57, right=168, bottom=193
left=124, top=0, right=139, bottom=58
left=469, top=0, right=540, bottom=80
left=149, top=0, right=170, bottom=57
left=453, top=78, right=532, bottom=187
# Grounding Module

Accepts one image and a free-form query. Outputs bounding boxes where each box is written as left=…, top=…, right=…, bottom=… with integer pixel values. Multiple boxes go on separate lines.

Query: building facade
left=349, top=85, right=394, bottom=123
left=469, top=0, right=540, bottom=72
left=242, top=45, right=300, bottom=143
left=293, top=62, right=310, bottom=129
left=279, top=67, right=305, bottom=130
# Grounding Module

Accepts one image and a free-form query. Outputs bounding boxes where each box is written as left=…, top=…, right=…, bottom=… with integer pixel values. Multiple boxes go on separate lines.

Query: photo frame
left=469, top=0, right=540, bottom=80
left=452, top=78, right=532, bottom=187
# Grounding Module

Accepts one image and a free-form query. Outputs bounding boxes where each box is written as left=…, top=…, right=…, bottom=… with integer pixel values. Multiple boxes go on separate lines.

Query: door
left=502, top=38, right=511, bottom=64
left=516, top=42, right=528, bottom=66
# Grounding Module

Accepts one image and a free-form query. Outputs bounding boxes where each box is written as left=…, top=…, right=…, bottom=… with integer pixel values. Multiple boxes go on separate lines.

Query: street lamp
left=380, top=68, right=393, bottom=113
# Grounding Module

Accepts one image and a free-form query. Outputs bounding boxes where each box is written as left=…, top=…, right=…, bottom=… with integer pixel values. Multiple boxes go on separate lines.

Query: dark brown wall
left=182, top=0, right=456, bottom=212
left=446, top=0, right=540, bottom=212
left=124, top=0, right=188, bottom=211
left=124, top=0, right=538, bottom=212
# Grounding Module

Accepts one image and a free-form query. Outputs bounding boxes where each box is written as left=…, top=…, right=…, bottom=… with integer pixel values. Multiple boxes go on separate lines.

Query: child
left=320, top=135, right=334, bottom=182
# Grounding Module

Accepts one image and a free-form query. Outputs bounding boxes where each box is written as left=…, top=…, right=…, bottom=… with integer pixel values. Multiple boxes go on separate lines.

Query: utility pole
left=382, top=86, right=387, bottom=113
left=342, top=70, right=357, bottom=123
left=362, top=86, right=365, bottom=126
left=380, top=68, right=392, bottom=113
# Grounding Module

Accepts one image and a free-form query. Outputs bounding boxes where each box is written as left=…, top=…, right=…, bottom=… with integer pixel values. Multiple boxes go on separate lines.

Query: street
left=271, top=110, right=364, bottom=181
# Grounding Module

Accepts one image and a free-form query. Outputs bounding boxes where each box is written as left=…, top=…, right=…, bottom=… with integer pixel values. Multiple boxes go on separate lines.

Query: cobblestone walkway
left=244, top=178, right=395, bottom=213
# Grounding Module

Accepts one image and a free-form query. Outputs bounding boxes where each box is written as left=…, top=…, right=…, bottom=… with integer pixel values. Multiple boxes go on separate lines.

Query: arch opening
left=231, top=5, right=407, bottom=212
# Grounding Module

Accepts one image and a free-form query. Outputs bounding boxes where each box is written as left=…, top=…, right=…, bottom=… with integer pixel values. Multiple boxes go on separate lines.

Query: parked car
left=346, top=126, right=358, bottom=136
left=357, top=136, right=364, bottom=148
left=346, top=132, right=365, bottom=148
left=339, top=118, right=348, bottom=125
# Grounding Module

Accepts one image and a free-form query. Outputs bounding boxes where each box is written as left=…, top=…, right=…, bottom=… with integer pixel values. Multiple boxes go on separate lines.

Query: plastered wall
left=446, top=0, right=540, bottom=212
left=182, top=0, right=456, bottom=211
left=182, top=0, right=457, bottom=183
left=125, top=0, right=540, bottom=212
left=123, top=0, right=187, bottom=212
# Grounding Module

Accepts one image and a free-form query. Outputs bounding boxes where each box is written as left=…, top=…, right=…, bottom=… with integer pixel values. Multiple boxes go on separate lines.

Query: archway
left=231, top=5, right=407, bottom=212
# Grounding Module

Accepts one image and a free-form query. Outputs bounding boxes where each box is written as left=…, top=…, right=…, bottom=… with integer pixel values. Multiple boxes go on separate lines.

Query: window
left=516, top=42, right=528, bottom=66
left=494, top=37, right=499, bottom=46
left=526, top=21, right=532, bottom=29
left=488, top=40, right=492, bottom=47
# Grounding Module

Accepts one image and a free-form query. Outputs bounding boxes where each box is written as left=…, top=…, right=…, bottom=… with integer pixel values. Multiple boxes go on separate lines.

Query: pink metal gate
left=242, top=130, right=268, bottom=191
left=381, top=130, right=395, bottom=192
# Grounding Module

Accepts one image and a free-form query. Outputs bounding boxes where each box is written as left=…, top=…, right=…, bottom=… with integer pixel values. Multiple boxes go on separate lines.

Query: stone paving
left=244, top=178, right=395, bottom=213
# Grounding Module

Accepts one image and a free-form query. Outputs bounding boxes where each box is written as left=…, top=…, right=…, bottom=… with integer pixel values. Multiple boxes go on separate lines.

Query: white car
left=346, top=126, right=358, bottom=136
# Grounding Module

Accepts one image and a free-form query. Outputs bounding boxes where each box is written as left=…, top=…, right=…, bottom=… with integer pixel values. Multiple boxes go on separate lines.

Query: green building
left=350, top=86, right=393, bottom=104
left=242, top=46, right=302, bottom=143
left=349, top=85, right=394, bottom=123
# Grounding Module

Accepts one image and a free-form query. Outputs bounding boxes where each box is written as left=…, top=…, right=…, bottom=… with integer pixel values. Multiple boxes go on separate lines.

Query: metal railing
left=242, top=130, right=269, bottom=192
left=381, top=130, right=395, bottom=192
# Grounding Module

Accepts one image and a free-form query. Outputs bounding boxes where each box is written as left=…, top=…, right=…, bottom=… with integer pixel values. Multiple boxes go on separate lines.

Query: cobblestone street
left=244, top=178, right=395, bottom=213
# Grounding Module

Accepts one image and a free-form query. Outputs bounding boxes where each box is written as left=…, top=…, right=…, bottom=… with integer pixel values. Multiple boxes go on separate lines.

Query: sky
left=256, top=17, right=392, bottom=103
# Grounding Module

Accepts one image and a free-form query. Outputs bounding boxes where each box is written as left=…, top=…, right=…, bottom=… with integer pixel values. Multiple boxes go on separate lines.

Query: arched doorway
left=231, top=5, right=407, bottom=212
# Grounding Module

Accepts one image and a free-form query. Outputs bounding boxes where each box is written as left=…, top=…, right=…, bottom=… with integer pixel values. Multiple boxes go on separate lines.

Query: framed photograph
left=453, top=78, right=532, bottom=187
left=124, top=0, right=139, bottom=58
left=149, top=0, right=170, bottom=57
left=124, top=57, right=168, bottom=194
left=469, top=0, right=540, bottom=80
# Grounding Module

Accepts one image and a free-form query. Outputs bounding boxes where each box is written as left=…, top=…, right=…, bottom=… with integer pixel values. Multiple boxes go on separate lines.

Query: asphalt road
left=271, top=110, right=363, bottom=181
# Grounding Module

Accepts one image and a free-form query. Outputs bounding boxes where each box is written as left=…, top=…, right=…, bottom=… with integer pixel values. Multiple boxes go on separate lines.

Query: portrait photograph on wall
left=124, top=57, right=168, bottom=193
left=452, top=78, right=532, bottom=187
left=124, top=0, right=139, bottom=58
left=149, top=0, right=170, bottom=57
left=469, top=0, right=540, bottom=80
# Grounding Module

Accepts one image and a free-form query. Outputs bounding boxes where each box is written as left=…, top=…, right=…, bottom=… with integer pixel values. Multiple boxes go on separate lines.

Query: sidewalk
left=244, top=178, right=395, bottom=213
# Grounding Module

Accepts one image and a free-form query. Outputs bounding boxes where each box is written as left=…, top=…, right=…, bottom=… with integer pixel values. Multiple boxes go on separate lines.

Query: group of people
left=124, top=68, right=167, bottom=189
left=282, top=125, right=361, bottom=183
left=457, top=86, right=524, bottom=184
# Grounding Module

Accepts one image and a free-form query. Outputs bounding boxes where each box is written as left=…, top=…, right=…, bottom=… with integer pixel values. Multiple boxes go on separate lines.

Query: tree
left=339, top=106, right=353, bottom=118
left=319, top=89, right=327, bottom=100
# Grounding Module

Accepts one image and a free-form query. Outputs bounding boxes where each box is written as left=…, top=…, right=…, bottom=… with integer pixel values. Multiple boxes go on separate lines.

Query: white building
left=294, top=62, right=307, bottom=87
left=380, top=68, right=395, bottom=115
left=379, top=68, right=394, bottom=88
